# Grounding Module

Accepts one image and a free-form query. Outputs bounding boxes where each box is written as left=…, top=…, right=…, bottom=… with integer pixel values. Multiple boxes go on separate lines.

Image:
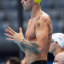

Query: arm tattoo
left=14, top=40, right=25, bottom=53
left=21, top=39, right=41, bottom=53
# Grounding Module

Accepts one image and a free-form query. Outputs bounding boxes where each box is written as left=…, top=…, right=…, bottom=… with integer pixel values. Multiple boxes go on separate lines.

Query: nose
left=21, top=0, right=24, bottom=4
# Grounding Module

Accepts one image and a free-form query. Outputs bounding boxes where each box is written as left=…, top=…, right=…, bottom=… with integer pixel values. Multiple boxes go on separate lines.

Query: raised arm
left=5, top=16, right=52, bottom=53
left=20, top=16, right=52, bottom=53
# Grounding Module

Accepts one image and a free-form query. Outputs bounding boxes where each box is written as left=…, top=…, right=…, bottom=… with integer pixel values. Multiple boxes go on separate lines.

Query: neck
left=53, top=48, right=64, bottom=57
left=31, top=4, right=42, bottom=18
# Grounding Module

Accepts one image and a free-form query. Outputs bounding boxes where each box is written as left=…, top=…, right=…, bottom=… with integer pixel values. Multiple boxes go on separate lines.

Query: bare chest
left=25, top=20, right=36, bottom=41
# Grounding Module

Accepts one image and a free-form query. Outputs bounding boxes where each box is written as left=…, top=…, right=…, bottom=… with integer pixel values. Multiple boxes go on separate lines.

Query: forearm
left=14, top=40, right=25, bottom=53
left=20, top=39, right=41, bottom=53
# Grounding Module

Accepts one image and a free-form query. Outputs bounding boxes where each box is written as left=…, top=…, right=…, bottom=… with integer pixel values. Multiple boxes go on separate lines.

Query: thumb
left=19, top=27, right=22, bottom=33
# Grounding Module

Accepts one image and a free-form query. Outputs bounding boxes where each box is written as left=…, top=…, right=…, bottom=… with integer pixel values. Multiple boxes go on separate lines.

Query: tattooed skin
left=5, top=12, right=53, bottom=64
left=20, top=39, right=41, bottom=53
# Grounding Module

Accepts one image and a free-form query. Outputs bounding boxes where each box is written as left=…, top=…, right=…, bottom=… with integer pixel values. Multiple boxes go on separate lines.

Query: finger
left=5, top=29, right=11, bottom=34
left=4, top=33, right=14, bottom=38
left=8, top=27, right=16, bottom=34
left=6, top=38, right=14, bottom=40
left=5, top=29, right=14, bottom=35
left=19, top=27, right=22, bottom=33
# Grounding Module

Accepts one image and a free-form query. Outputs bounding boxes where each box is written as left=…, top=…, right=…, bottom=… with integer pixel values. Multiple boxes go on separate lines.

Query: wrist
left=21, top=38, right=25, bottom=42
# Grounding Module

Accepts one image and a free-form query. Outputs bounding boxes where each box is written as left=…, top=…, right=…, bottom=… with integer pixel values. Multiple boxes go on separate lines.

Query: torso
left=25, top=12, right=52, bottom=64
left=25, top=19, right=36, bottom=41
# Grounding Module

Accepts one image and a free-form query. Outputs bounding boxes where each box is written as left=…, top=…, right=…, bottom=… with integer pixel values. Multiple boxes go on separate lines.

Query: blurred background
left=0, top=0, right=64, bottom=64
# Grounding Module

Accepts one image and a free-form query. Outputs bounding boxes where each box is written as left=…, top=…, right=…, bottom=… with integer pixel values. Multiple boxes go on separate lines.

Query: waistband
left=31, top=60, right=48, bottom=64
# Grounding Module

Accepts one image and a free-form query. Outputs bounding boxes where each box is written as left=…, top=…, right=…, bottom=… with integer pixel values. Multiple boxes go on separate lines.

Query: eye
left=54, top=60, right=58, bottom=63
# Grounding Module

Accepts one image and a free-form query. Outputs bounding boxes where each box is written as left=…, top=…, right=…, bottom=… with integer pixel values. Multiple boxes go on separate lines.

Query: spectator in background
left=53, top=52, right=64, bottom=64
left=21, top=58, right=26, bottom=64
left=6, top=57, right=20, bottom=64
left=49, top=33, right=64, bottom=57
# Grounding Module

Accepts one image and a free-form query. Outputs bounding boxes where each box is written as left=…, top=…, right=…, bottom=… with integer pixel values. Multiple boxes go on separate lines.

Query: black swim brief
left=31, top=60, right=48, bottom=64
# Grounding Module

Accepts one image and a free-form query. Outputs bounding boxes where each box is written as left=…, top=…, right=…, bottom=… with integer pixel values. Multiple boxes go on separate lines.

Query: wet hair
left=6, top=57, right=20, bottom=64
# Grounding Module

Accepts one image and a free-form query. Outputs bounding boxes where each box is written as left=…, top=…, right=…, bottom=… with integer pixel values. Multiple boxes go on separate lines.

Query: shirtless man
left=5, top=0, right=53, bottom=64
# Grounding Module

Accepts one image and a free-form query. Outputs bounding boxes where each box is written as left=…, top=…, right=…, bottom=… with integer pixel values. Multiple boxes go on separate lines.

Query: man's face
left=21, top=0, right=33, bottom=11
left=49, top=40, right=57, bottom=53
left=53, top=56, right=64, bottom=64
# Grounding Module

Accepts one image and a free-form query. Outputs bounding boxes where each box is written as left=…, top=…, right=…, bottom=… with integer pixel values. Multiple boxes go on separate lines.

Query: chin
left=24, top=8, right=28, bottom=11
left=24, top=7, right=32, bottom=11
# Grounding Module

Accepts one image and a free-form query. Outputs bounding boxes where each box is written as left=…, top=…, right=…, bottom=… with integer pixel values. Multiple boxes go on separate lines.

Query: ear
left=19, top=27, right=22, bottom=33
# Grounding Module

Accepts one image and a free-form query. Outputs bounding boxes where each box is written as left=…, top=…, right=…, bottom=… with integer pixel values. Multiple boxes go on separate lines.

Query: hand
left=5, top=27, right=24, bottom=42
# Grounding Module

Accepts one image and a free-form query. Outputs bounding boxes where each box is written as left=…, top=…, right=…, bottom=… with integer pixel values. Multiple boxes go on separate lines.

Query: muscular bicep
left=36, top=22, right=48, bottom=45
left=37, top=23, right=48, bottom=39
left=35, top=19, right=52, bottom=51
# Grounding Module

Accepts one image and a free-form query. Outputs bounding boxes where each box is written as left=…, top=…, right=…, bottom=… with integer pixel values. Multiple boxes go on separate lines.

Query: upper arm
left=35, top=16, right=53, bottom=51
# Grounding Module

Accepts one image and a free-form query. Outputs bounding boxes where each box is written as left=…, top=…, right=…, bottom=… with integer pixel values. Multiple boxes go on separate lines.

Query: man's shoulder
left=27, top=19, right=32, bottom=24
left=42, top=12, right=50, bottom=20
left=35, top=13, right=50, bottom=23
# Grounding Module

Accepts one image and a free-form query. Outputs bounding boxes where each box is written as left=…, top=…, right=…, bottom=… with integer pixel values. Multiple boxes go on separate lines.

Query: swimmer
left=5, top=0, right=53, bottom=64
left=53, top=52, right=64, bottom=64
left=49, top=33, right=64, bottom=57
